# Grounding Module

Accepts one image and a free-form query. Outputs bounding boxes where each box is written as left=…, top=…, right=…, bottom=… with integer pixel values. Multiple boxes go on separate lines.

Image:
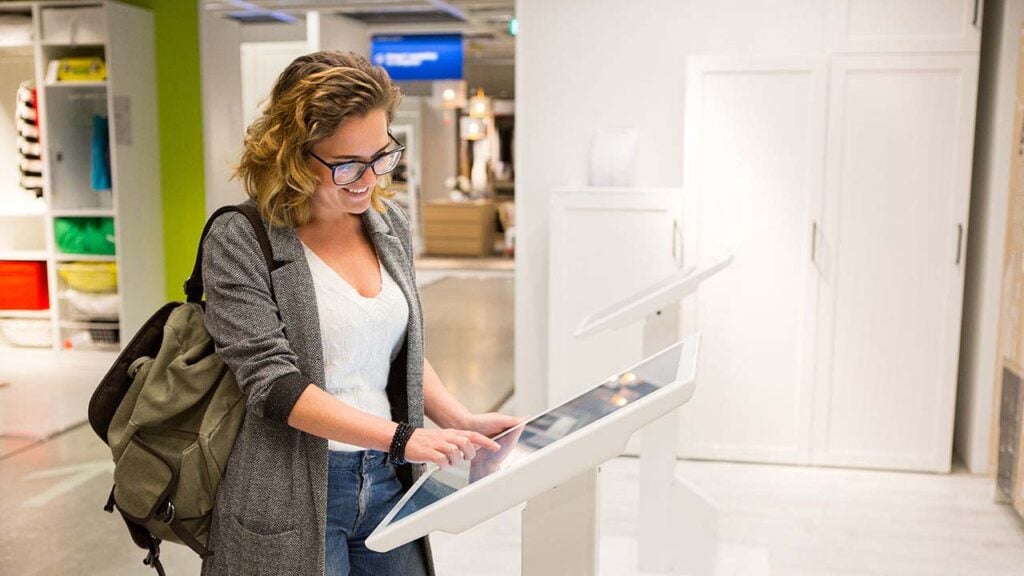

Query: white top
left=302, top=242, right=409, bottom=452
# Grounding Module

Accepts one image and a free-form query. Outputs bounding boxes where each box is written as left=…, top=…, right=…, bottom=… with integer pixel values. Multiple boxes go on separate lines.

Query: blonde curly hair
left=235, top=51, right=402, bottom=228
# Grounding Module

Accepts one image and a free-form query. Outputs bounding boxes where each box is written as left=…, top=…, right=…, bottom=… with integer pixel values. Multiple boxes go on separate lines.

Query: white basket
left=0, top=318, right=52, bottom=348
left=62, top=289, right=119, bottom=321
left=0, top=15, right=33, bottom=46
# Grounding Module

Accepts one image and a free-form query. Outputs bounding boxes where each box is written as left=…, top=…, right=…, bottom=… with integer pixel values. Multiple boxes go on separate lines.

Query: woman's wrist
left=388, top=422, right=416, bottom=465
left=439, top=408, right=472, bottom=430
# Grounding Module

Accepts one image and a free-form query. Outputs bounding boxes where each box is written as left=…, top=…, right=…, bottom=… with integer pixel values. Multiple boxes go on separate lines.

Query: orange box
left=0, top=261, right=49, bottom=310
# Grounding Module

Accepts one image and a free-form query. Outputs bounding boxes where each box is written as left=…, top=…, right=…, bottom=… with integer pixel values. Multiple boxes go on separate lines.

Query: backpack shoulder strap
left=183, top=203, right=277, bottom=303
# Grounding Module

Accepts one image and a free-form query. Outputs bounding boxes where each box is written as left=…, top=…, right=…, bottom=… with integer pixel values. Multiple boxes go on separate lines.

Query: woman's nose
left=356, top=165, right=378, bottom=189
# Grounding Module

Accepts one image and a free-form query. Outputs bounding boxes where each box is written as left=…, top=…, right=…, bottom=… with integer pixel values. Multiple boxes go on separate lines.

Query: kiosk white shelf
left=368, top=336, right=701, bottom=576
left=368, top=255, right=732, bottom=576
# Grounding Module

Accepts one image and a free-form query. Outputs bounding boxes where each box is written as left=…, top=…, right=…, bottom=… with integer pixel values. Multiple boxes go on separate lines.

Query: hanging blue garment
left=91, top=114, right=111, bottom=191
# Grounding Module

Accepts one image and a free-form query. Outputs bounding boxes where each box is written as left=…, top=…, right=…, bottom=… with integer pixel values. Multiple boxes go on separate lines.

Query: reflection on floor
left=0, top=348, right=114, bottom=440
left=420, top=274, right=514, bottom=415
left=2, top=418, right=1022, bottom=575
left=417, top=255, right=515, bottom=272
left=0, top=436, right=38, bottom=459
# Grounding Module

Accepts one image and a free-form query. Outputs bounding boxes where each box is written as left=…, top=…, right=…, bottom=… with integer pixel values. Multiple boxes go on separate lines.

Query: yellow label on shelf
left=55, top=57, right=106, bottom=82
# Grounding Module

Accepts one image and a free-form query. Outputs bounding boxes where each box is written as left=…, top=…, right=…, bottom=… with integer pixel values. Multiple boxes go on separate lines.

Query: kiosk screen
left=384, top=342, right=686, bottom=527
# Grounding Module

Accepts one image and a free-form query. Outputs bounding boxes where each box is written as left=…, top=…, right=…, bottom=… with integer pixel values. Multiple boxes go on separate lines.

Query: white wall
left=239, top=20, right=306, bottom=44
left=956, top=0, right=1024, bottom=474
left=240, top=41, right=309, bottom=129
left=515, top=0, right=828, bottom=414
left=315, top=12, right=370, bottom=56
left=419, top=101, right=458, bottom=203
left=199, top=7, right=246, bottom=214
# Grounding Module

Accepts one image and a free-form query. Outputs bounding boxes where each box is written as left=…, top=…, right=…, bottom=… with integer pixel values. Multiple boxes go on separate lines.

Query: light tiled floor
left=2, top=420, right=1021, bottom=575
left=428, top=398, right=1024, bottom=576
left=421, top=274, right=514, bottom=415
left=0, top=436, right=38, bottom=459
left=0, top=348, right=115, bottom=439
left=1, top=267, right=1023, bottom=575
left=416, top=255, right=515, bottom=272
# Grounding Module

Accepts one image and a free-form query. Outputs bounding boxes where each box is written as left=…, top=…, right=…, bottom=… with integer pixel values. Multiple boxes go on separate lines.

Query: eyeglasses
left=308, top=133, right=405, bottom=186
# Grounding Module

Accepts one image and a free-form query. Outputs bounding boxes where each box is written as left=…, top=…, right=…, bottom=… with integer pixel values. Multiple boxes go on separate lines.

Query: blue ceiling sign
left=371, top=34, right=464, bottom=81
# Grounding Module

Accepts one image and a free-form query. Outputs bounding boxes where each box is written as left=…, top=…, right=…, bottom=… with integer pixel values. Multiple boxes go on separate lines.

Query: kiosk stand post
left=575, top=258, right=732, bottom=575
left=522, top=468, right=601, bottom=576
left=638, top=306, right=721, bottom=575
left=639, top=410, right=720, bottom=575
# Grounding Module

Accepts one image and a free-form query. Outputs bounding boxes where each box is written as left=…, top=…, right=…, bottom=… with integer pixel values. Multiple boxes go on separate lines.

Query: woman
left=200, top=51, right=519, bottom=576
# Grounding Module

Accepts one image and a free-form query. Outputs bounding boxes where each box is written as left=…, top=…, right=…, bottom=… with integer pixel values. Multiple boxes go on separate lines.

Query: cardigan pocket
left=223, top=513, right=299, bottom=576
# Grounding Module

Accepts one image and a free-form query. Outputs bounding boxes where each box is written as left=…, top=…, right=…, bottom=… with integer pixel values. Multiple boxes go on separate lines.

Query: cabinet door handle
left=671, top=219, right=683, bottom=267
left=973, top=0, right=981, bottom=28
left=811, top=221, right=818, bottom=264
left=956, top=223, right=964, bottom=265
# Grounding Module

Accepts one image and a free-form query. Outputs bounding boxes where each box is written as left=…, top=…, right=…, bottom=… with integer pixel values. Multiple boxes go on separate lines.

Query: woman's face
left=308, top=108, right=390, bottom=217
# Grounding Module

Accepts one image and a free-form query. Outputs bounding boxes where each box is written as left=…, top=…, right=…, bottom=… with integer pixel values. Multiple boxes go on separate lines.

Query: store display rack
left=389, top=123, right=422, bottom=254
left=0, top=1, right=162, bottom=354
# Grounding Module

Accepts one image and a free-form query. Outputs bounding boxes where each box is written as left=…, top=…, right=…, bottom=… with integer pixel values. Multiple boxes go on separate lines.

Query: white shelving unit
left=0, top=1, right=162, bottom=356
left=390, top=123, right=423, bottom=255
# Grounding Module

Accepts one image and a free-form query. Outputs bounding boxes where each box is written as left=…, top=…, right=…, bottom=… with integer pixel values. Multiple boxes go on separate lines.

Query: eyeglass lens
left=333, top=149, right=403, bottom=185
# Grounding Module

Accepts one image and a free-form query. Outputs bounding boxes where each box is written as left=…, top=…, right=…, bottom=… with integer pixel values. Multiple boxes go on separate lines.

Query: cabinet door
left=679, top=58, right=827, bottom=464
left=547, top=190, right=680, bottom=409
left=814, top=54, right=978, bottom=472
left=240, top=41, right=308, bottom=128
left=829, top=0, right=982, bottom=53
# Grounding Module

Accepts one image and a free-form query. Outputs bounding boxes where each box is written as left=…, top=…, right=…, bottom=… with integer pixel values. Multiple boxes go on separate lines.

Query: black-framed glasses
left=308, top=132, right=405, bottom=186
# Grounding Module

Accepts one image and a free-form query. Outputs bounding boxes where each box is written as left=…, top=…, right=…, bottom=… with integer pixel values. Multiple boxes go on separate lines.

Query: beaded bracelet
left=388, top=422, right=416, bottom=465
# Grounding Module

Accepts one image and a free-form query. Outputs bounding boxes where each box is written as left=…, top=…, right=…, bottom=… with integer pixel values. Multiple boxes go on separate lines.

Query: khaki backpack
left=88, top=204, right=277, bottom=575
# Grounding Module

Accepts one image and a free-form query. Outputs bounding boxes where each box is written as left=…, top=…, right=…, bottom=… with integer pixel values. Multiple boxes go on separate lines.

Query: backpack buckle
left=160, top=500, right=175, bottom=523
left=143, top=540, right=167, bottom=576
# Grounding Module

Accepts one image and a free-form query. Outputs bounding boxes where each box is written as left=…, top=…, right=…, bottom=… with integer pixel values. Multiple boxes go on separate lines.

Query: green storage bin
left=54, top=217, right=116, bottom=255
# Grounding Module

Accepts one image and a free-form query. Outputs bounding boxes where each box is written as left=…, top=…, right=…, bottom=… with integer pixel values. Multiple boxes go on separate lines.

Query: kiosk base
left=634, top=304, right=723, bottom=575
left=518, top=436, right=722, bottom=576
left=522, top=468, right=600, bottom=576
left=640, top=411, right=721, bottom=575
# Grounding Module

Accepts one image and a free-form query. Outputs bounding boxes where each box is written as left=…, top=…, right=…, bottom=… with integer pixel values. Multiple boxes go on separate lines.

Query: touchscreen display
left=384, top=341, right=686, bottom=527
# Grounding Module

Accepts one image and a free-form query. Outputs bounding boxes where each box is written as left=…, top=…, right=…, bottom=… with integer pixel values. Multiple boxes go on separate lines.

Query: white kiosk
left=368, top=336, right=699, bottom=574
left=368, top=258, right=731, bottom=576
left=576, top=256, right=732, bottom=576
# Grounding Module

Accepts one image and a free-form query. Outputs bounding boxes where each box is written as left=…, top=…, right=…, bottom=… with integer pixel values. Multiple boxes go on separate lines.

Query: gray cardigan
left=199, top=199, right=433, bottom=576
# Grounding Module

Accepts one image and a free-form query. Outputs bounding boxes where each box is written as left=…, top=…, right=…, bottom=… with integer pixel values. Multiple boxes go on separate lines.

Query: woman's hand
left=463, top=412, right=525, bottom=438
left=404, top=427, right=500, bottom=470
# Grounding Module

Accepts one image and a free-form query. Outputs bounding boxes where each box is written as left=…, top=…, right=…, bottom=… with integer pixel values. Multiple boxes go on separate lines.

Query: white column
left=639, top=410, right=682, bottom=572
left=521, top=468, right=600, bottom=576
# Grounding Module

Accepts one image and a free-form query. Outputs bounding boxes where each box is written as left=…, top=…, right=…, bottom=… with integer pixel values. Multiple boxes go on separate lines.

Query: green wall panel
left=120, top=0, right=205, bottom=300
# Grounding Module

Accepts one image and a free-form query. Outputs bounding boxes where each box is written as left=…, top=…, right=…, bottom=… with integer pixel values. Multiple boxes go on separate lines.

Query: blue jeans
left=326, top=450, right=429, bottom=576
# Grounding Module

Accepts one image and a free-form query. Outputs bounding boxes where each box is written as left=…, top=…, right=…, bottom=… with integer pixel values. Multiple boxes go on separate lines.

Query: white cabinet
left=239, top=41, right=307, bottom=129
left=0, top=1, right=162, bottom=353
left=813, top=54, right=978, bottom=472
left=682, top=52, right=979, bottom=472
left=829, top=0, right=982, bottom=53
left=40, top=6, right=106, bottom=45
left=680, top=58, right=827, bottom=465
left=547, top=189, right=680, bottom=408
